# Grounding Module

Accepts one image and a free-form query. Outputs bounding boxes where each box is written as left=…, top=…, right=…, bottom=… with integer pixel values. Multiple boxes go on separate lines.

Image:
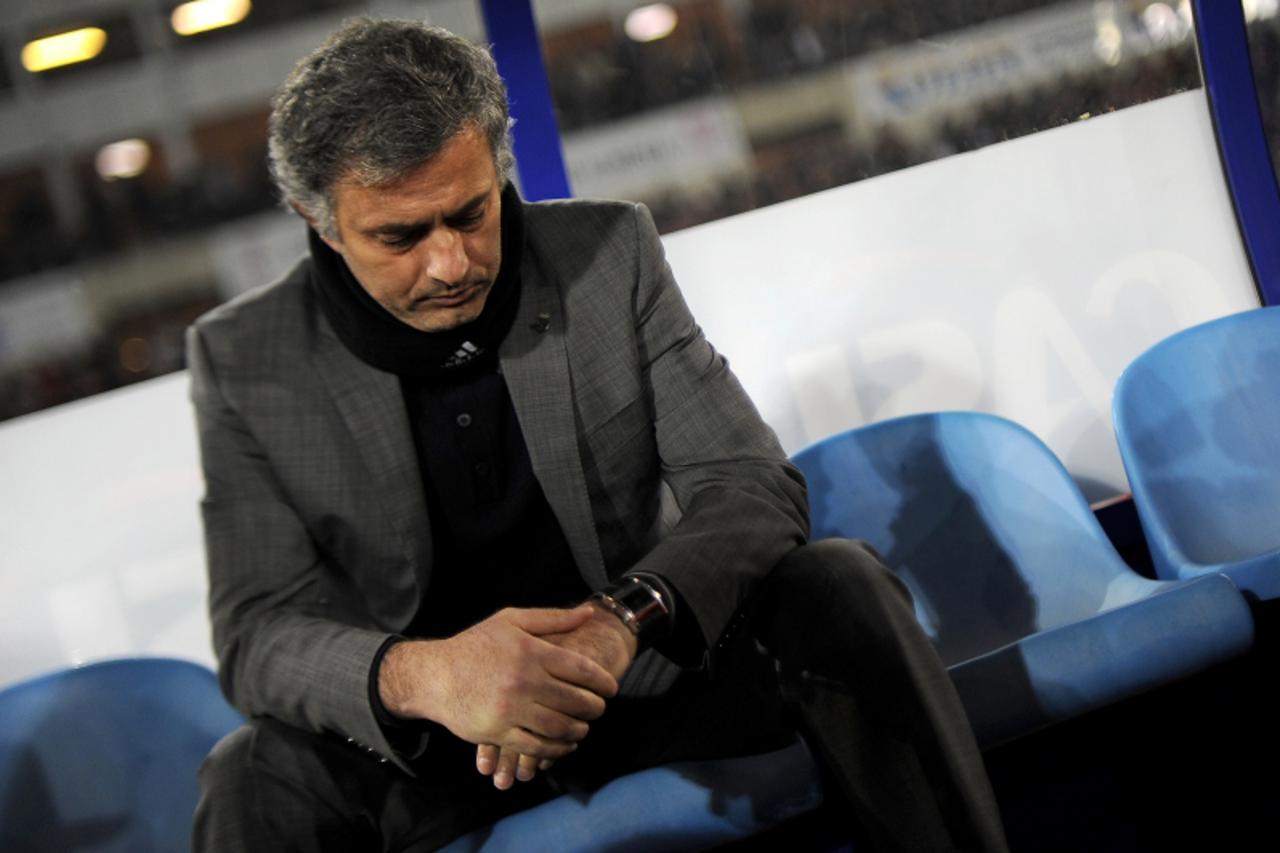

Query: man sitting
left=190, top=18, right=1007, bottom=852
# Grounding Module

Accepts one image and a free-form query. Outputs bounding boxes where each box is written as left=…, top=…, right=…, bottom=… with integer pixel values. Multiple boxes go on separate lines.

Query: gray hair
left=268, top=18, right=514, bottom=237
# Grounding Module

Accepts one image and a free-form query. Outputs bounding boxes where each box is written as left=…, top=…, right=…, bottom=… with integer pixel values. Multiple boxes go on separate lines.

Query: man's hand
left=545, top=600, right=639, bottom=677
left=476, top=600, right=639, bottom=788
left=378, top=605, right=620, bottom=773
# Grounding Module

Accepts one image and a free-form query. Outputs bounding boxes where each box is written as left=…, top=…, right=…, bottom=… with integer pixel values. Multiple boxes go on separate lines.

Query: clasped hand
left=378, top=603, right=637, bottom=790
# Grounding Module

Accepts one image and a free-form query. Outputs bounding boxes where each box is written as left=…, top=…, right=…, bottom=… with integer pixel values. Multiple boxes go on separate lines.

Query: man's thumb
left=506, top=603, right=595, bottom=635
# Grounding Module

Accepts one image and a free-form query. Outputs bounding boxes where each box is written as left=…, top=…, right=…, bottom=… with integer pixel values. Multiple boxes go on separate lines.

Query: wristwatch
left=591, top=575, right=670, bottom=646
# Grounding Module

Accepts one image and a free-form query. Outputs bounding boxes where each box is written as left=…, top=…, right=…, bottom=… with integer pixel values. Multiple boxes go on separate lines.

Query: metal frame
left=479, top=0, right=573, bottom=200
left=1193, top=0, right=1280, bottom=305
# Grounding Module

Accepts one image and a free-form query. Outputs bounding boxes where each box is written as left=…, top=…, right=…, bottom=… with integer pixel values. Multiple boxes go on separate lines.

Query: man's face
left=319, top=128, right=502, bottom=333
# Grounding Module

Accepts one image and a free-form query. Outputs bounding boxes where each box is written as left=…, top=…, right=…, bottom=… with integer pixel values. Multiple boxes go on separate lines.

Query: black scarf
left=309, top=183, right=524, bottom=378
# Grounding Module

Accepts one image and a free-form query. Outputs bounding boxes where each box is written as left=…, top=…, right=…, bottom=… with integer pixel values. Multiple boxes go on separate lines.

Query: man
left=190, top=18, right=1007, bottom=852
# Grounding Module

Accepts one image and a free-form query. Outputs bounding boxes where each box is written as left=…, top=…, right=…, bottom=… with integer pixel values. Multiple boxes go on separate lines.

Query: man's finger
left=493, top=747, right=520, bottom=790
left=502, top=605, right=595, bottom=636
left=476, top=744, right=498, bottom=776
left=524, top=677, right=608, bottom=722
left=540, top=643, right=619, bottom=699
left=516, top=753, right=540, bottom=782
left=500, top=728, right=579, bottom=761
left=518, top=702, right=590, bottom=743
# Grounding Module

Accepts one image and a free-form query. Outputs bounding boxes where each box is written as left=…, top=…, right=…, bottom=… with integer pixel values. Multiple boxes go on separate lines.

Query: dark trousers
left=194, top=539, right=1007, bottom=852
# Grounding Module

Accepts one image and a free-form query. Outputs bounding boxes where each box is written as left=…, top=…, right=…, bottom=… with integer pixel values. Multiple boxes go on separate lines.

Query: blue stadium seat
left=1113, top=305, right=1280, bottom=601
left=791, top=411, right=1254, bottom=747
left=441, top=738, right=823, bottom=853
left=0, top=657, right=243, bottom=853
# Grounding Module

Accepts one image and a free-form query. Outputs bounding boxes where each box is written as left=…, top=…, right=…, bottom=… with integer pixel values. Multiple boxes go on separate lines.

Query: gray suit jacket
left=188, top=199, right=808, bottom=770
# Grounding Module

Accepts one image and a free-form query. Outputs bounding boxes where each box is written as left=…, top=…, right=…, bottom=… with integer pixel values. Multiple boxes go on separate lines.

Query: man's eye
left=450, top=211, right=485, bottom=229
left=380, top=234, right=417, bottom=249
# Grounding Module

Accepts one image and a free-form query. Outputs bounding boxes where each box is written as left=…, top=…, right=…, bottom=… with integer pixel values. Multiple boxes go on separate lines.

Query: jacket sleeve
left=187, top=322, right=412, bottom=768
left=621, top=204, right=811, bottom=651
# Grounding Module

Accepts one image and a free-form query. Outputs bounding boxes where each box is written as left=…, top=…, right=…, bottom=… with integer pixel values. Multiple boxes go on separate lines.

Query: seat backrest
left=792, top=412, right=1152, bottom=667
left=0, top=657, right=243, bottom=853
left=1113, top=306, right=1280, bottom=576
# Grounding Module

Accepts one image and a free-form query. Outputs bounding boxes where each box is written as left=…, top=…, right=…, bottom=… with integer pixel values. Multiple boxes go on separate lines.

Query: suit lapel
left=501, top=252, right=609, bottom=589
left=314, top=317, right=431, bottom=591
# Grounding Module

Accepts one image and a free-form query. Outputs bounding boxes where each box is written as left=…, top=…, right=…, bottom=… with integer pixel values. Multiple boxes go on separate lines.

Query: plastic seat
left=442, top=738, right=822, bottom=853
left=0, top=657, right=244, bottom=853
left=1113, top=305, right=1280, bottom=601
left=791, top=411, right=1253, bottom=747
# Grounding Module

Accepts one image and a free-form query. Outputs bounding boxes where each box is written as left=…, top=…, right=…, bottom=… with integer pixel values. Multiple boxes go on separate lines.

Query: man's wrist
left=371, top=635, right=409, bottom=726
left=378, top=638, right=445, bottom=722
left=585, top=599, right=640, bottom=665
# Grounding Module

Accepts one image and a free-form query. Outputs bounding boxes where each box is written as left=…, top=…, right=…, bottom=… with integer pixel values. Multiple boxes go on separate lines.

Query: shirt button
left=456, top=413, right=472, bottom=428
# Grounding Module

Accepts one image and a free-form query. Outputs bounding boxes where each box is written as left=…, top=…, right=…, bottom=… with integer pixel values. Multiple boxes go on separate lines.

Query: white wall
left=0, top=373, right=212, bottom=683
left=0, top=90, right=1262, bottom=686
left=664, top=91, right=1260, bottom=499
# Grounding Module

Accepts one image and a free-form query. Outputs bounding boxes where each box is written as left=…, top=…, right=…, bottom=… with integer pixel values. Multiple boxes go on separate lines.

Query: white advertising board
left=0, top=373, right=212, bottom=682
left=663, top=91, right=1259, bottom=500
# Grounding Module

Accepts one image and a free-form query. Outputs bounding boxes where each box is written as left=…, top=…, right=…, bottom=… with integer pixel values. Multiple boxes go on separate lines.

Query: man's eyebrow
left=446, top=191, right=489, bottom=219
left=362, top=191, right=490, bottom=237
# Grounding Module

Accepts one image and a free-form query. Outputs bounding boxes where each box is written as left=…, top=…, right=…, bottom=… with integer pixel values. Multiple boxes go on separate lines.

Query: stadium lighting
left=625, top=4, right=679, bottom=43
left=95, top=139, right=152, bottom=181
left=1093, top=20, right=1123, bottom=67
left=21, top=27, right=108, bottom=73
left=171, top=0, right=252, bottom=37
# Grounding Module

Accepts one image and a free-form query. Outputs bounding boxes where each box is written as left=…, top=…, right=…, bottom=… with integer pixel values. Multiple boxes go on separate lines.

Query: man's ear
left=292, top=202, right=343, bottom=255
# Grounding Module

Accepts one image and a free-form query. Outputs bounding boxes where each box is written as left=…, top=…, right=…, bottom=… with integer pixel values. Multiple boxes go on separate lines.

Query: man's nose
left=422, top=228, right=468, bottom=285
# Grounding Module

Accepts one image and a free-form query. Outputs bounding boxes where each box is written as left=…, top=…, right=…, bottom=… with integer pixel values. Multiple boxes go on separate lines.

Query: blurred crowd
left=548, top=0, right=1069, bottom=131
left=0, top=297, right=217, bottom=422
left=0, top=147, right=276, bottom=285
left=645, top=48, right=1202, bottom=232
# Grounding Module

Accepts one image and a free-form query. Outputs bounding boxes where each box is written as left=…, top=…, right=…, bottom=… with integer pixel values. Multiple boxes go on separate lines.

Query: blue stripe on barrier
left=1193, top=0, right=1280, bottom=305
left=480, top=0, right=573, bottom=200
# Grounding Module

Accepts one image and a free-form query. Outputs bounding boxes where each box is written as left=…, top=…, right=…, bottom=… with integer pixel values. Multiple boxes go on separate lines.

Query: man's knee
left=770, top=538, right=912, bottom=611
left=194, top=725, right=257, bottom=851
left=195, top=719, right=389, bottom=852
left=199, top=724, right=254, bottom=796
left=752, top=538, right=926, bottom=676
